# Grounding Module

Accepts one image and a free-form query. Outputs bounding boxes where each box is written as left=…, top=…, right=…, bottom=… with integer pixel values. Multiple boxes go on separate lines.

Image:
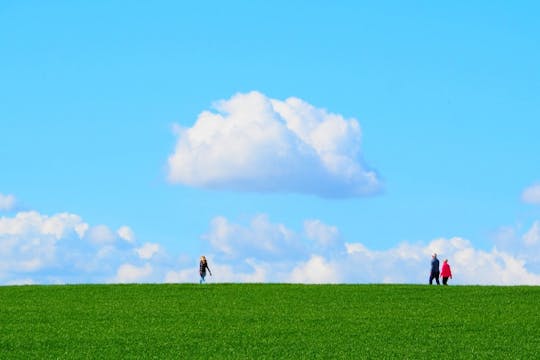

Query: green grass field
left=1, top=284, right=539, bottom=359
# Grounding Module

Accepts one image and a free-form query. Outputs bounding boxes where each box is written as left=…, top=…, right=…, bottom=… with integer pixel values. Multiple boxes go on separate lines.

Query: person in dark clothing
left=199, top=256, right=212, bottom=284
left=429, top=253, right=440, bottom=285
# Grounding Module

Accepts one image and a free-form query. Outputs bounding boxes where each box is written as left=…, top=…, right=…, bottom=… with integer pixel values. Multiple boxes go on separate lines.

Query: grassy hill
left=1, top=284, right=539, bottom=358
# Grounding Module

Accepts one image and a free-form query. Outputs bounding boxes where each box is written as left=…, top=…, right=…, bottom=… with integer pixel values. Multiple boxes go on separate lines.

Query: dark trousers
left=429, top=271, right=440, bottom=285
left=442, top=277, right=449, bottom=285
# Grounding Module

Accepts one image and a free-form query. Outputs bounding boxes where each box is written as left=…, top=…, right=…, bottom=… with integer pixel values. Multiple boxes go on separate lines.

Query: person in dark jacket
left=429, top=253, right=440, bottom=285
left=199, top=256, right=212, bottom=284
left=440, top=259, right=453, bottom=285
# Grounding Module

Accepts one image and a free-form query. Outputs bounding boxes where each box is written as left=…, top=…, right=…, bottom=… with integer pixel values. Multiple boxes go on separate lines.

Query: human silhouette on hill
left=199, top=256, right=212, bottom=284
left=440, top=259, right=452, bottom=285
left=429, top=253, right=440, bottom=285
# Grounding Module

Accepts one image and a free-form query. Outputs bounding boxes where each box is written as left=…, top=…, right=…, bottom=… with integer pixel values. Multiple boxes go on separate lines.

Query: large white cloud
left=0, top=193, right=16, bottom=211
left=167, top=91, right=381, bottom=197
left=522, top=183, right=540, bottom=204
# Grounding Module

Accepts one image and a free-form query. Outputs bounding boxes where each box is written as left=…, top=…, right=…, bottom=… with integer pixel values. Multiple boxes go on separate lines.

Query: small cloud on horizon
left=0, top=193, right=16, bottom=211
left=522, top=183, right=540, bottom=204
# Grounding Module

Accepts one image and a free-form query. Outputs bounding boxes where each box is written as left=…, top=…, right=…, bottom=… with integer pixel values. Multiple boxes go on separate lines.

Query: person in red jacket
left=440, top=259, right=452, bottom=285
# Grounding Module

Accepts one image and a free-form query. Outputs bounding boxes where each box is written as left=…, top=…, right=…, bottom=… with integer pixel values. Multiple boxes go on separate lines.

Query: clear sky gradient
left=1, top=1, right=540, bottom=285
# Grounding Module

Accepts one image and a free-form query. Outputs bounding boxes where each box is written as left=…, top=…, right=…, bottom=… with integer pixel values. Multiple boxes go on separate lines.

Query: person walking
left=440, top=259, right=453, bottom=285
left=199, top=256, right=212, bottom=284
left=429, top=253, right=440, bottom=285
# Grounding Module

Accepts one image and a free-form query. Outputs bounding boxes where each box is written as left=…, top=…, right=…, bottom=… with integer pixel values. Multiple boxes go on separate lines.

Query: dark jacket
left=200, top=260, right=211, bottom=276
left=431, top=257, right=440, bottom=273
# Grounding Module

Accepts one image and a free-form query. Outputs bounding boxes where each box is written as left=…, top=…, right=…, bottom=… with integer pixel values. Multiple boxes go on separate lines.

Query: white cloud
left=491, top=226, right=518, bottom=250
left=0, top=211, right=89, bottom=276
left=117, top=226, right=135, bottom=243
left=0, top=193, right=16, bottom=211
left=6, top=278, right=35, bottom=286
left=304, top=219, right=340, bottom=249
left=196, top=215, right=540, bottom=285
left=165, top=259, right=268, bottom=284
left=86, top=225, right=116, bottom=245
left=4, top=209, right=540, bottom=285
left=345, top=242, right=370, bottom=255
left=523, top=221, right=540, bottom=246
left=167, top=91, right=381, bottom=197
left=490, top=221, right=540, bottom=272
left=450, top=246, right=539, bottom=285
left=114, top=263, right=153, bottom=283
left=204, top=259, right=268, bottom=283
left=0, top=213, right=74, bottom=280
left=288, top=255, right=340, bottom=283
left=522, top=183, right=540, bottom=204
left=136, top=243, right=160, bottom=259
left=343, top=237, right=540, bottom=285
left=0, top=211, right=87, bottom=240
left=0, top=210, right=162, bottom=285
left=165, top=268, right=195, bottom=283
left=204, top=214, right=302, bottom=260
left=75, top=223, right=89, bottom=238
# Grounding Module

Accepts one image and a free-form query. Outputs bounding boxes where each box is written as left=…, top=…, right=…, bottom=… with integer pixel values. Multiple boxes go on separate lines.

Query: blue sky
left=1, top=1, right=540, bottom=285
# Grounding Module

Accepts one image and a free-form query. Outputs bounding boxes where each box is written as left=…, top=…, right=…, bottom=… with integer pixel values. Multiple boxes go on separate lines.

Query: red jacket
left=441, top=262, right=452, bottom=277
